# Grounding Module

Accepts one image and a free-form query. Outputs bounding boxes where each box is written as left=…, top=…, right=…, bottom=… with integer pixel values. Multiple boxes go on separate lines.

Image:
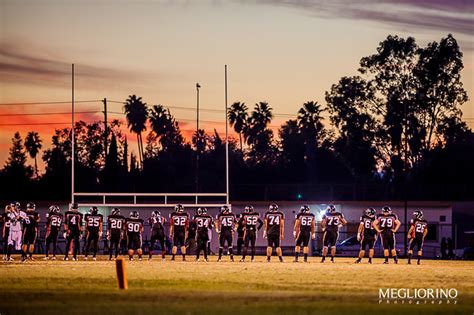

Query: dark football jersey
left=376, top=213, right=399, bottom=231
left=84, top=214, right=103, bottom=232
left=65, top=211, right=83, bottom=230
left=216, top=213, right=236, bottom=231
left=411, top=218, right=428, bottom=237
left=322, top=212, right=345, bottom=231
left=148, top=215, right=166, bottom=231
left=24, top=211, right=40, bottom=230
left=2, top=212, right=11, bottom=229
left=242, top=212, right=262, bottom=231
left=125, top=218, right=144, bottom=235
left=194, top=214, right=213, bottom=234
left=360, top=214, right=376, bottom=237
left=46, top=212, right=63, bottom=230
left=107, top=214, right=125, bottom=234
left=170, top=212, right=189, bottom=231
left=264, top=211, right=285, bottom=236
left=295, top=212, right=315, bottom=232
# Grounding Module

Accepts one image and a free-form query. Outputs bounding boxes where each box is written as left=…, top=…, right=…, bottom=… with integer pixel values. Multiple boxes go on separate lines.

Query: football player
left=125, top=210, right=144, bottom=260
left=84, top=207, right=103, bottom=261
left=236, top=214, right=245, bottom=255
left=320, top=205, right=347, bottom=263
left=64, top=202, right=83, bottom=261
left=148, top=210, right=167, bottom=261
left=194, top=207, right=213, bottom=262
left=240, top=205, right=263, bottom=262
left=293, top=205, right=315, bottom=263
left=169, top=204, right=189, bottom=261
left=2, top=204, right=13, bottom=260
left=21, top=202, right=40, bottom=261
left=355, top=207, right=377, bottom=264
left=7, top=202, right=27, bottom=261
left=215, top=205, right=237, bottom=262
left=264, top=204, right=285, bottom=262
left=107, top=208, right=126, bottom=260
left=373, top=206, right=401, bottom=264
left=44, top=205, right=63, bottom=260
left=408, top=210, right=428, bottom=265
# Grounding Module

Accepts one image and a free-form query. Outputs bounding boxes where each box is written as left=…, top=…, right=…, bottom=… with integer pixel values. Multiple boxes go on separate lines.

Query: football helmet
left=300, top=205, right=310, bottom=213
left=26, top=202, right=36, bottom=211
left=196, top=208, right=203, bottom=216
left=111, top=208, right=121, bottom=216
left=326, top=204, right=336, bottom=213
left=413, top=210, right=423, bottom=219
left=366, top=207, right=376, bottom=217
left=175, top=204, right=184, bottom=213
left=244, top=205, right=253, bottom=213
left=221, top=205, right=230, bottom=214
left=269, top=204, right=278, bottom=212
left=49, top=205, right=60, bottom=214
left=200, top=207, right=208, bottom=215
left=130, top=211, right=139, bottom=219
left=90, top=207, right=99, bottom=215
left=71, top=202, right=79, bottom=211
left=12, top=201, right=20, bottom=210
left=382, top=206, right=391, bottom=215
left=152, top=210, right=161, bottom=218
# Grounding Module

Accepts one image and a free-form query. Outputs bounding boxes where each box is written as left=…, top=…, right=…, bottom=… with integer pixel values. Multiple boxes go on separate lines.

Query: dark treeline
left=1, top=34, right=473, bottom=202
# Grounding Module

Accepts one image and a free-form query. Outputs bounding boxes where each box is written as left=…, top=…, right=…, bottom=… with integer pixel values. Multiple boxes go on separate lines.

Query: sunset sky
left=1, top=0, right=473, bottom=172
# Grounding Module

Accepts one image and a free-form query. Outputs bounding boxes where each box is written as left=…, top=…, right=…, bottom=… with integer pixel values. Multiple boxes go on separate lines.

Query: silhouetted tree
left=244, top=102, right=276, bottom=163
left=228, top=102, right=248, bottom=151
left=3, top=132, right=33, bottom=180
left=25, top=131, right=42, bottom=178
left=124, top=95, right=148, bottom=166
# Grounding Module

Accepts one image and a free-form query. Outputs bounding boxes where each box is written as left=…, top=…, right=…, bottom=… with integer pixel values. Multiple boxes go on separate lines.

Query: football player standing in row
left=215, top=205, right=237, bottom=262
left=355, top=207, right=377, bottom=264
left=293, top=205, right=315, bottom=263
left=125, top=211, right=144, bottom=261
left=44, top=205, right=62, bottom=260
left=194, top=208, right=213, bottom=262
left=148, top=211, right=167, bottom=261
left=320, top=205, right=347, bottom=263
left=374, top=206, right=401, bottom=264
left=264, top=204, right=285, bottom=262
left=2, top=204, right=12, bottom=260
left=107, top=208, right=126, bottom=260
left=408, top=210, right=428, bottom=265
left=64, top=203, right=83, bottom=261
left=22, top=202, right=40, bottom=261
left=169, top=204, right=189, bottom=261
left=240, top=205, right=263, bottom=262
left=7, top=202, right=27, bottom=261
left=84, top=207, right=103, bottom=261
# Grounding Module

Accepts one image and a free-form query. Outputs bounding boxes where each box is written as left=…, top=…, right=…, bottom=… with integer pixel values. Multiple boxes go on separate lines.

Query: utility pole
left=196, top=83, right=201, bottom=193
left=103, top=98, right=108, bottom=157
left=403, top=95, right=409, bottom=257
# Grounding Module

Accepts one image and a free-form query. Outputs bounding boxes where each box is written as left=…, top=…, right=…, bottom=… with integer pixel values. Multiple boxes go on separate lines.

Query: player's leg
left=136, top=236, right=143, bottom=261
left=356, top=237, right=366, bottom=263
left=303, top=232, right=310, bottom=262
left=294, top=233, right=301, bottom=262
left=237, top=237, right=243, bottom=256
left=218, top=233, right=225, bottom=261
left=159, top=237, right=166, bottom=260
left=180, top=232, right=186, bottom=261
left=275, top=236, right=284, bottom=262
left=171, top=233, right=178, bottom=261
left=202, top=235, right=209, bottom=261
left=329, top=232, right=338, bottom=262
left=149, top=234, right=157, bottom=260
left=45, top=233, right=51, bottom=259
left=408, top=238, right=415, bottom=264
left=250, top=232, right=257, bottom=262
left=7, top=230, right=14, bottom=260
left=266, top=236, right=274, bottom=262
left=92, top=233, right=99, bottom=260
left=321, top=231, right=328, bottom=262
left=64, top=233, right=72, bottom=260
left=227, top=233, right=234, bottom=261
left=21, top=231, right=28, bottom=261
left=390, top=233, right=398, bottom=264
left=127, top=234, right=135, bottom=260
left=417, top=238, right=423, bottom=265
left=381, top=233, right=390, bottom=264
left=241, top=231, right=248, bottom=261
left=28, top=229, right=36, bottom=259
left=368, top=238, right=375, bottom=264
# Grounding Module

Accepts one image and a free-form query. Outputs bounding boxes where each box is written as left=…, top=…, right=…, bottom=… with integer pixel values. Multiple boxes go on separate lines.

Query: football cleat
left=51, top=256, right=56, bottom=261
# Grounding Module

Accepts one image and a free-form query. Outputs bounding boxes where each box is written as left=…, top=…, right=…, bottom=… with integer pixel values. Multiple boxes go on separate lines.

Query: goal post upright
left=225, top=64, right=230, bottom=206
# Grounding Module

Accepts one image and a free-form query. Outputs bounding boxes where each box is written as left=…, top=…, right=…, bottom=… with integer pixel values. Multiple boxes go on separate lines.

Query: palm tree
left=245, top=101, right=274, bottom=145
left=297, top=101, right=326, bottom=182
left=227, top=102, right=248, bottom=151
left=123, top=95, right=148, bottom=166
left=24, top=131, right=42, bottom=178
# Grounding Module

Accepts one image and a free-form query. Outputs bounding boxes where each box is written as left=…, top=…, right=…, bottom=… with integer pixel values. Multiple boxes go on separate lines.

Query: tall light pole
left=195, top=83, right=201, bottom=193
left=71, top=64, right=75, bottom=204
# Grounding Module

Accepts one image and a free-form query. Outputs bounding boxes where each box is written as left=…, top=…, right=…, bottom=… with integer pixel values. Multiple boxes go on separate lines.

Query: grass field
left=0, top=255, right=473, bottom=315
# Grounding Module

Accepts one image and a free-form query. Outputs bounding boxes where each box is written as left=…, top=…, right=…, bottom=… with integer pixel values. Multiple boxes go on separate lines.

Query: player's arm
left=423, top=226, right=428, bottom=238
left=214, top=218, right=220, bottom=233
left=357, top=222, right=364, bottom=241
left=320, top=217, right=327, bottom=232
left=293, top=219, right=300, bottom=238
left=311, top=218, right=316, bottom=239
left=280, top=218, right=284, bottom=240
left=169, top=217, right=174, bottom=238
left=407, top=225, right=414, bottom=239
left=393, top=219, right=401, bottom=233
left=372, top=219, right=381, bottom=234
left=340, top=215, right=347, bottom=226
